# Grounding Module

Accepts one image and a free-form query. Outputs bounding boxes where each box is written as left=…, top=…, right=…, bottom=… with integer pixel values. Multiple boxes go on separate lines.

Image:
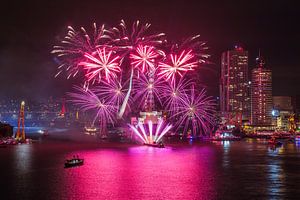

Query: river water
left=0, top=139, right=300, bottom=200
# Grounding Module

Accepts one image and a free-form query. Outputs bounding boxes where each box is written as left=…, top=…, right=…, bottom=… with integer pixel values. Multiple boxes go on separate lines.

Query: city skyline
left=0, top=0, right=299, bottom=100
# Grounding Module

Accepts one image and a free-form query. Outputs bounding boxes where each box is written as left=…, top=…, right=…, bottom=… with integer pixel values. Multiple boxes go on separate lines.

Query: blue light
left=272, top=110, right=279, bottom=117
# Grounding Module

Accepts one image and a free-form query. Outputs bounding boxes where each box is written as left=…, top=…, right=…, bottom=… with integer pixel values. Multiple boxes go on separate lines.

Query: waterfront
left=0, top=139, right=300, bottom=200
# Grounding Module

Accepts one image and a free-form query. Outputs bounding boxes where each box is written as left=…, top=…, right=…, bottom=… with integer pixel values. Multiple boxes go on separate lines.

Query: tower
left=220, top=45, right=250, bottom=124
left=144, top=71, right=155, bottom=112
left=15, top=101, right=25, bottom=141
left=59, top=99, right=66, bottom=117
left=251, top=54, right=273, bottom=126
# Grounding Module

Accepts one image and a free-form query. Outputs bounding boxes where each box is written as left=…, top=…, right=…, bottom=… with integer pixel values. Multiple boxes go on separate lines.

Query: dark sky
left=0, top=0, right=299, bottom=100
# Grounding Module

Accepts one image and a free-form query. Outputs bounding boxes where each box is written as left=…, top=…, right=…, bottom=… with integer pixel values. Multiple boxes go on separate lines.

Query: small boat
left=268, top=137, right=283, bottom=146
left=144, top=142, right=165, bottom=148
left=212, top=128, right=242, bottom=141
left=42, top=130, right=49, bottom=137
left=64, top=157, right=84, bottom=168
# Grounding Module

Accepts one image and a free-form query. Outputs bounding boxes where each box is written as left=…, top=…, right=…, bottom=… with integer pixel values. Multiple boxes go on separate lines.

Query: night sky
left=0, top=0, right=299, bottom=100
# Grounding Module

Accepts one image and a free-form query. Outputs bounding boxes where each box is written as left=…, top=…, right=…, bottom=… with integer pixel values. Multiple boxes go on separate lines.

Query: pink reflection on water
left=62, top=145, right=217, bottom=200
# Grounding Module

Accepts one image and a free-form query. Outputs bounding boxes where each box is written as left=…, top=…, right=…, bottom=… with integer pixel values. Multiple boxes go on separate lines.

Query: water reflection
left=1, top=140, right=300, bottom=200
left=267, top=147, right=286, bottom=199
left=12, top=144, right=34, bottom=199
left=62, top=145, right=218, bottom=200
left=213, top=141, right=231, bottom=168
left=14, top=144, right=33, bottom=174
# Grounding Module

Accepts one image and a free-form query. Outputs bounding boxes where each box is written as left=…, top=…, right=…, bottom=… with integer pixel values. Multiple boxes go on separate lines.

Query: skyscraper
left=220, top=46, right=250, bottom=124
left=251, top=55, right=273, bottom=126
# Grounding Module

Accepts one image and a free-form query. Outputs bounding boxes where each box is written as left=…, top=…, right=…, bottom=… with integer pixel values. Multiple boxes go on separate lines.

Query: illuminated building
left=273, top=96, right=294, bottom=130
left=251, top=55, right=272, bottom=126
left=219, top=45, right=250, bottom=125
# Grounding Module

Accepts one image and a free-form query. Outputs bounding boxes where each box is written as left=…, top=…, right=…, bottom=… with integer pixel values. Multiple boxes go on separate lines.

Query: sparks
left=129, top=120, right=172, bottom=144
left=158, top=50, right=198, bottom=82
left=106, top=20, right=166, bottom=51
left=51, top=23, right=108, bottom=78
left=93, top=78, right=129, bottom=110
left=79, top=47, right=121, bottom=83
left=133, top=70, right=165, bottom=110
left=67, top=86, right=117, bottom=131
left=161, top=78, right=192, bottom=116
left=130, top=45, right=159, bottom=73
left=171, top=86, right=216, bottom=136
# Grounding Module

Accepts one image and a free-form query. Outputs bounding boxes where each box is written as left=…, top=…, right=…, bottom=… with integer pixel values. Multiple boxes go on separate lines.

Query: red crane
left=15, top=101, right=25, bottom=141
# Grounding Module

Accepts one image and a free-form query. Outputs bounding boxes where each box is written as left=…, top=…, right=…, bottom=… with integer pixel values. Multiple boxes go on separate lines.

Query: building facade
left=273, top=96, right=294, bottom=130
left=219, top=46, right=250, bottom=124
left=251, top=56, right=273, bottom=126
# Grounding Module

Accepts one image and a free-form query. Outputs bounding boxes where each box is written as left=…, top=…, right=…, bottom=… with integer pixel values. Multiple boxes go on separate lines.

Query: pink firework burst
left=172, top=86, right=216, bottom=136
left=130, top=45, right=159, bottom=73
left=133, top=70, right=165, bottom=109
left=161, top=78, right=192, bottom=115
left=51, top=24, right=108, bottom=79
left=79, top=47, right=121, bottom=84
left=158, top=50, right=198, bottom=82
left=106, top=20, right=166, bottom=51
left=67, top=86, right=117, bottom=126
left=93, top=78, right=129, bottom=110
left=173, top=35, right=210, bottom=64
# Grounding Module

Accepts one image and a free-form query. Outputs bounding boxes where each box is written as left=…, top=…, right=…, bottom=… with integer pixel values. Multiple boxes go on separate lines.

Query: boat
left=42, top=130, right=49, bottom=137
left=211, top=129, right=241, bottom=141
left=64, top=157, right=84, bottom=168
left=186, top=133, right=194, bottom=139
left=84, top=126, right=97, bottom=136
left=144, top=142, right=165, bottom=148
left=268, top=137, right=283, bottom=146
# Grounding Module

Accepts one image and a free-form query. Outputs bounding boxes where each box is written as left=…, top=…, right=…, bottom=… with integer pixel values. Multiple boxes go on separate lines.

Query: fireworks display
left=129, top=120, right=172, bottom=144
left=53, top=19, right=215, bottom=139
